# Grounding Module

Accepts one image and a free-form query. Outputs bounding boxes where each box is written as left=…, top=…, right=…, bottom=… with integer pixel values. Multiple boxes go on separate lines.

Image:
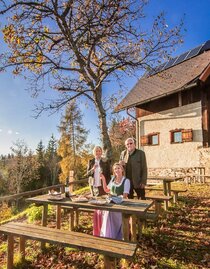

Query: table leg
left=7, top=235, right=14, bottom=269
left=122, top=213, right=130, bottom=241
left=168, top=182, right=171, bottom=196
left=163, top=181, right=168, bottom=210
left=56, top=205, right=61, bottom=229
left=69, top=210, right=74, bottom=231
left=130, top=215, right=137, bottom=242
left=19, top=236, right=25, bottom=262
left=42, top=204, right=48, bottom=227
left=41, top=204, right=48, bottom=249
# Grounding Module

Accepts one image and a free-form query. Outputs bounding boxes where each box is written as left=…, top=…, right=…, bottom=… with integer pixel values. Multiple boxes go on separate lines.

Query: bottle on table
left=65, top=177, right=70, bottom=198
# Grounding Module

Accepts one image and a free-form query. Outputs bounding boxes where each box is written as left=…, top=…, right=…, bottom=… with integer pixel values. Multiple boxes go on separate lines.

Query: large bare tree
left=0, top=0, right=183, bottom=157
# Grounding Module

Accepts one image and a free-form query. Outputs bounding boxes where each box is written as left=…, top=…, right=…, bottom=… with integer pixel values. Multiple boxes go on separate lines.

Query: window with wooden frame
left=140, top=132, right=160, bottom=146
left=170, top=129, right=193, bottom=143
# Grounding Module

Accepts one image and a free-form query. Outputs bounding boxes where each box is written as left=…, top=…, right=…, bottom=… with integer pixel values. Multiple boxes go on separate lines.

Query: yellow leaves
left=118, top=66, right=126, bottom=71
left=12, top=66, right=22, bottom=75
left=2, top=24, right=15, bottom=43
left=2, top=24, right=25, bottom=48
left=44, top=26, right=49, bottom=33
left=79, top=74, right=84, bottom=81
left=36, top=14, right=42, bottom=21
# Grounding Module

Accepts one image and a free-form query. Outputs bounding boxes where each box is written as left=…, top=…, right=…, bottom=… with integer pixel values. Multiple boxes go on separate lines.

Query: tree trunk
left=94, top=87, right=113, bottom=160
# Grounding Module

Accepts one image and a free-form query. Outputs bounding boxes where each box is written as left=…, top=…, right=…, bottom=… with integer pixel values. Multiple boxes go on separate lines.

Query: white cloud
left=7, top=130, right=12, bottom=135
left=15, top=131, right=19, bottom=135
left=0, top=129, right=2, bottom=132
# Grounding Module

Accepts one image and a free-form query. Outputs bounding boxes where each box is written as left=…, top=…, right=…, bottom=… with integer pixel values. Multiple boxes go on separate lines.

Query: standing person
left=100, top=163, right=130, bottom=239
left=87, top=146, right=111, bottom=196
left=119, top=137, right=147, bottom=199
left=87, top=146, right=111, bottom=236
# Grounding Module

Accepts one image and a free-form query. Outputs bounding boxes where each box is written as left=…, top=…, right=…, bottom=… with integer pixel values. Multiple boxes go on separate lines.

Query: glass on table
left=93, top=186, right=99, bottom=198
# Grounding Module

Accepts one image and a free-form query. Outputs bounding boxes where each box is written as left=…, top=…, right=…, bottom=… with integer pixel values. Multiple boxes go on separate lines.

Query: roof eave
left=114, top=80, right=199, bottom=113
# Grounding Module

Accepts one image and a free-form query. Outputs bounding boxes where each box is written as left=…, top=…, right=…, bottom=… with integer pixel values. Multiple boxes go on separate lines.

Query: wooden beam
left=7, top=235, right=14, bottom=269
left=201, top=89, right=209, bottom=147
left=199, top=65, right=210, bottom=82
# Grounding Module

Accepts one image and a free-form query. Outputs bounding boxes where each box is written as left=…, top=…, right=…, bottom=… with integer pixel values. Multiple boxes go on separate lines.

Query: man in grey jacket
left=119, top=137, right=147, bottom=199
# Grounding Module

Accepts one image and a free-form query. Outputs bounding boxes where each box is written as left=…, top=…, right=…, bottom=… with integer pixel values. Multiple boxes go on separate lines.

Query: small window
left=140, top=132, right=160, bottom=146
left=170, top=129, right=193, bottom=143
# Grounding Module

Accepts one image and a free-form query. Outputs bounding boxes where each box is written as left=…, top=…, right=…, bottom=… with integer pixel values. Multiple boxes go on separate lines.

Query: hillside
left=0, top=183, right=209, bottom=269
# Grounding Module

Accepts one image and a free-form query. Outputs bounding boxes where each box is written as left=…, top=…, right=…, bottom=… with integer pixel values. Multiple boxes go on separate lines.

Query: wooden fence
left=0, top=178, right=89, bottom=205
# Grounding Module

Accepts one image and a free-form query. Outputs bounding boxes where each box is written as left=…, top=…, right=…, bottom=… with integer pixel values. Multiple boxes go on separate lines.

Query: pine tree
left=45, top=135, right=60, bottom=186
left=35, top=140, right=47, bottom=188
left=58, top=101, right=89, bottom=181
left=8, top=140, right=39, bottom=193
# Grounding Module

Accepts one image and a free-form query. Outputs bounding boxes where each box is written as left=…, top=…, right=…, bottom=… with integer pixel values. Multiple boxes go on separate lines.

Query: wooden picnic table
left=147, top=176, right=183, bottom=209
left=27, top=194, right=154, bottom=242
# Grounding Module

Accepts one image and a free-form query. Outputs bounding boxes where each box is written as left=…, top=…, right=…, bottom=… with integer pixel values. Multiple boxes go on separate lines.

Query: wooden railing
left=0, top=178, right=89, bottom=204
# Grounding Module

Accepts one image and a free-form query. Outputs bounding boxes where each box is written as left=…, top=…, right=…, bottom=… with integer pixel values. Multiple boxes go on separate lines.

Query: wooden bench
left=135, top=195, right=172, bottom=232
left=0, top=222, right=137, bottom=269
left=145, top=187, right=187, bottom=203
left=145, top=195, right=173, bottom=213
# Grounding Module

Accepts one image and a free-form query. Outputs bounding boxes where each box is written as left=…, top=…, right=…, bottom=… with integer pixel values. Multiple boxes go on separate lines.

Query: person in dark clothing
left=119, top=138, right=147, bottom=199
left=87, top=145, right=111, bottom=236
left=87, top=146, right=111, bottom=196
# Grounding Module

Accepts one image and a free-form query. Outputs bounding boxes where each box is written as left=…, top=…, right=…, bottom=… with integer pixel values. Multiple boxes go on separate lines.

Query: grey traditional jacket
left=120, top=149, right=147, bottom=188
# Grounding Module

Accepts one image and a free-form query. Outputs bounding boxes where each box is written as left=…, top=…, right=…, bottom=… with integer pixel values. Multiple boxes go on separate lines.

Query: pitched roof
left=115, top=50, right=210, bottom=112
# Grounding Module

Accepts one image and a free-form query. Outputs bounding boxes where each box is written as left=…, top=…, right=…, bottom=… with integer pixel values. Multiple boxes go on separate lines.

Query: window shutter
left=182, top=129, right=193, bottom=142
left=140, top=135, right=149, bottom=146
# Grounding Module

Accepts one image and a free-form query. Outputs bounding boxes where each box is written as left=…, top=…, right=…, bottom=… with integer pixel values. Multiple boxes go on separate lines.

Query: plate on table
left=72, top=196, right=89, bottom=203
left=48, top=195, right=63, bottom=201
left=88, top=199, right=107, bottom=205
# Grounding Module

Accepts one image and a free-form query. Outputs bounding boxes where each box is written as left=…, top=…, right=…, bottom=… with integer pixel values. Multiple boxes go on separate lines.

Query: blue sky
left=0, top=0, right=210, bottom=155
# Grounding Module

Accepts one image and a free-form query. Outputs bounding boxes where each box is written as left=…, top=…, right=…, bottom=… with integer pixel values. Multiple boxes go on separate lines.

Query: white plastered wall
left=139, top=101, right=203, bottom=168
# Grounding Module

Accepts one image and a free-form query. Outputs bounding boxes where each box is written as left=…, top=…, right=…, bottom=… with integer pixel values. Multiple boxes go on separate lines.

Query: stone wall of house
left=138, top=101, right=203, bottom=169
left=199, top=147, right=210, bottom=174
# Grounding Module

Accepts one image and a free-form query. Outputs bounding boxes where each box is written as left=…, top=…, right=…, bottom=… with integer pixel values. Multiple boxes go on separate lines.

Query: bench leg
left=7, top=235, right=14, bottom=269
left=19, top=236, right=26, bottom=262
left=137, top=219, right=143, bottom=238
left=41, top=204, right=48, bottom=249
left=173, top=192, right=178, bottom=203
left=104, top=256, right=116, bottom=269
left=154, top=201, right=161, bottom=215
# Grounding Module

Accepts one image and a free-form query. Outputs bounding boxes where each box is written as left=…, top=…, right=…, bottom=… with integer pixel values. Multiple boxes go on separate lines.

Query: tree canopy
left=0, top=0, right=184, bottom=157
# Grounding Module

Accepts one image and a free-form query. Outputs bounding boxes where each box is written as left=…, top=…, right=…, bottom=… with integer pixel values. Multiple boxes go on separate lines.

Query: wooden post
left=104, top=256, right=116, bottom=269
left=137, top=219, right=143, bottom=238
left=41, top=204, right=48, bottom=249
left=69, top=170, right=74, bottom=193
left=7, top=235, right=14, bottom=269
left=19, top=236, right=26, bottom=262
left=163, top=181, right=168, bottom=210
left=69, top=210, right=74, bottom=231
left=122, top=214, right=130, bottom=241
left=130, top=215, right=137, bottom=242
left=56, top=205, right=61, bottom=229
left=75, top=210, right=79, bottom=227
